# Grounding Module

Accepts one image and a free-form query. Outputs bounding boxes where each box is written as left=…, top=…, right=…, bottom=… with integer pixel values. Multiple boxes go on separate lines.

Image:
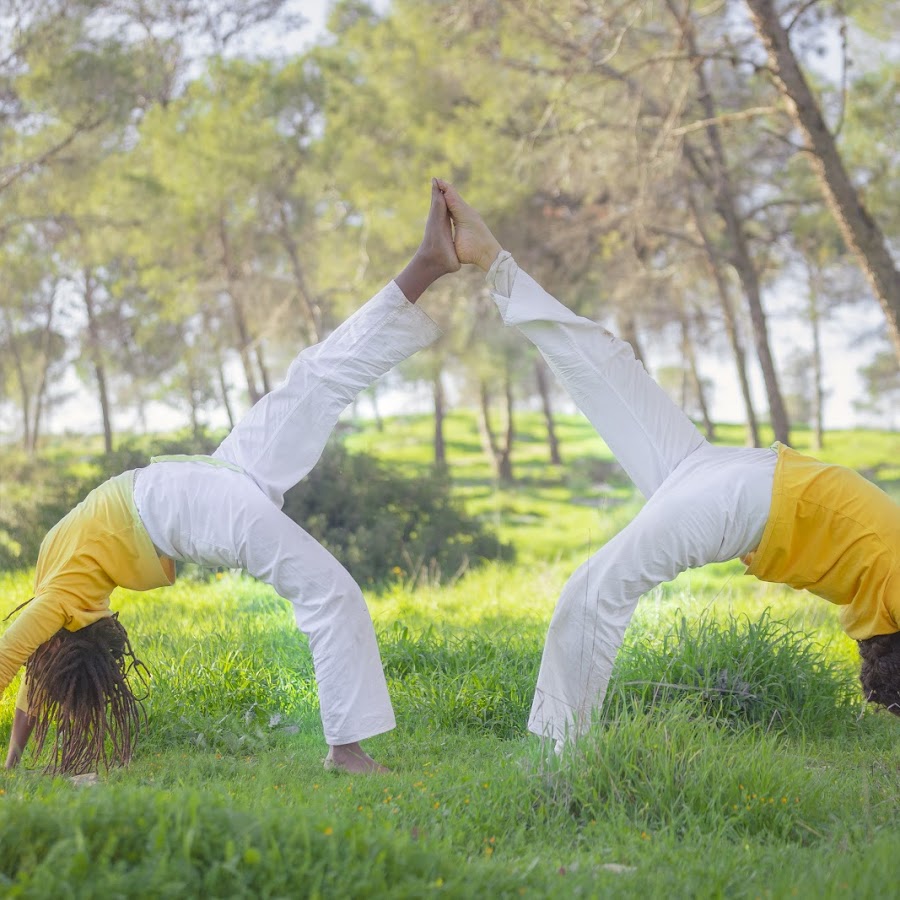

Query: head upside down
left=25, top=614, right=147, bottom=775
left=857, top=631, right=900, bottom=717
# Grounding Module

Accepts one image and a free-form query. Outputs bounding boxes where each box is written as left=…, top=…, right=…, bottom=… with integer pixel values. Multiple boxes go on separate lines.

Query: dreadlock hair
left=25, top=614, right=149, bottom=775
left=858, top=631, right=900, bottom=717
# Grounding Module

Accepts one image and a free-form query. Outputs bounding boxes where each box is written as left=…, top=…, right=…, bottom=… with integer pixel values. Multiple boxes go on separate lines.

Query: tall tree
left=745, top=0, right=900, bottom=362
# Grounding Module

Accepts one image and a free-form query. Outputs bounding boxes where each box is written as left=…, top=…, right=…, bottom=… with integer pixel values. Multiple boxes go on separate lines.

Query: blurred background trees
left=1, top=0, right=897, bottom=466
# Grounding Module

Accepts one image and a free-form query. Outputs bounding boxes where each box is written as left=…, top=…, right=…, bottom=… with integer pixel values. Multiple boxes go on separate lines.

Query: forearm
left=5, top=707, right=35, bottom=769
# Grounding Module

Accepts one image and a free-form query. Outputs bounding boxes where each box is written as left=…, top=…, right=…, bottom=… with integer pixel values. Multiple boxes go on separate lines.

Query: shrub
left=0, top=430, right=221, bottom=570
left=281, top=441, right=513, bottom=586
left=0, top=434, right=512, bottom=586
left=606, top=609, right=859, bottom=735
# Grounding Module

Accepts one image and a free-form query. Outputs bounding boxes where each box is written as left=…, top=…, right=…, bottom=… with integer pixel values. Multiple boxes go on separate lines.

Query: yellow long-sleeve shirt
left=744, top=444, right=900, bottom=640
left=0, top=471, right=175, bottom=712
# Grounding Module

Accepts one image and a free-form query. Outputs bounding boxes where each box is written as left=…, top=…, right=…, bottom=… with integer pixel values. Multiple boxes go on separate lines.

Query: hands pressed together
left=394, top=178, right=504, bottom=304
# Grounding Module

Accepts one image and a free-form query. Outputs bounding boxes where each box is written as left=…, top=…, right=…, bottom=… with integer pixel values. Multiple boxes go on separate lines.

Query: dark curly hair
left=858, top=632, right=900, bottom=716
left=24, top=614, right=149, bottom=774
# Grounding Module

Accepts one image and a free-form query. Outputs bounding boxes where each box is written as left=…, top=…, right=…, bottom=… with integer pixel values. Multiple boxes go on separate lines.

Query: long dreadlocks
left=24, top=614, right=148, bottom=775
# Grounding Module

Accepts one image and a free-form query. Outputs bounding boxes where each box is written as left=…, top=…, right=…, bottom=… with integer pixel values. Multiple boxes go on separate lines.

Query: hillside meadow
left=1, top=414, right=899, bottom=898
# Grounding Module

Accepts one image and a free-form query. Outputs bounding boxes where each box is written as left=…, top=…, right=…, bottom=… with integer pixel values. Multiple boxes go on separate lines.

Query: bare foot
left=394, top=179, right=461, bottom=304
left=417, top=178, right=461, bottom=276
left=435, top=179, right=502, bottom=271
left=69, top=772, right=100, bottom=786
left=324, top=742, right=389, bottom=774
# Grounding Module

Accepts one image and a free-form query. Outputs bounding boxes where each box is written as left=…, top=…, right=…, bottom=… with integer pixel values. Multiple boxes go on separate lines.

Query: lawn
left=1, top=415, right=899, bottom=898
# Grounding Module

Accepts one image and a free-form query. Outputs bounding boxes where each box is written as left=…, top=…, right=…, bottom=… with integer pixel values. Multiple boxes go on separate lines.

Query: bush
left=0, top=434, right=512, bottom=585
left=281, top=441, right=513, bottom=586
left=0, top=430, right=221, bottom=570
left=606, top=610, right=859, bottom=735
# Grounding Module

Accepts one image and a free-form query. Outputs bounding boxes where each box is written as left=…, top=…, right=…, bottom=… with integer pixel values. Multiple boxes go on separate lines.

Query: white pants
left=134, top=283, right=441, bottom=745
left=487, top=254, right=777, bottom=743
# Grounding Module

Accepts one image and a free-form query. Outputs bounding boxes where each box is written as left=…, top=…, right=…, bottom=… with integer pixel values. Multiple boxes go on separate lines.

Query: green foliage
left=0, top=786, right=520, bottom=898
left=282, top=441, right=513, bottom=587
left=0, top=430, right=221, bottom=570
left=381, top=624, right=539, bottom=737
left=529, top=702, right=899, bottom=848
left=609, top=610, right=859, bottom=734
left=0, top=429, right=512, bottom=587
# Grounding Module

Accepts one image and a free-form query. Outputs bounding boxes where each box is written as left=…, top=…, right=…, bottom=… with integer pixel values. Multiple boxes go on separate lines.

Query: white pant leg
left=236, top=496, right=395, bottom=745
left=135, top=464, right=395, bottom=745
left=528, top=445, right=774, bottom=743
left=488, top=255, right=705, bottom=498
left=214, top=282, right=441, bottom=507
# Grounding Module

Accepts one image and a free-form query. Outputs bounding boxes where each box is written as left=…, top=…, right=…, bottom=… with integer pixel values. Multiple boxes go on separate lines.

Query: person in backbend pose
left=2, top=179, right=460, bottom=775
left=437, top=178, right=899, bottom=746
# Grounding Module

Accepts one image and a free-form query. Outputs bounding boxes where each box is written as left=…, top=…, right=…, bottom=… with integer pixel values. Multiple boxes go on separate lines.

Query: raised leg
left=214, top=180, right=456, bottom=507
left=438, top=179, right=705, bottom=498
left=487, top=258, right=706, bottom=499
left=213, top=288, right=441, bottom=507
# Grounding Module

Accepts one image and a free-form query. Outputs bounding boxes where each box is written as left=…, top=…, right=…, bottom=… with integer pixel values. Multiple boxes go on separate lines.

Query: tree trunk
left=433, top=371, right=447, bottom=472
left=254, top=342, right=272, bottom=396
left=535, top=357, right=562, bottom=465
left=680, top=310, right=715, bottom=441
left=689, top=195, right=761, bottom=446
left=616, top=309, right=647, bottom=366
left=746, top=0, right=900, bottom=363
left=219, top=217, right=262, bottom=404
left=478, top=378, right=514, bottom=483
left=29, top=298, right=58, bottom=453
left=187, top=368, right=202, bottom=439
left=498, top=369, right=515, bottom=483
left=667, top=0, right=791, bottom=443
left=807, top=263, right=825, bottom=450
left=369, top=384, right=385, bottom=432
left=4, top=321, right=34, bottom=452
left=83, top=268, right=114, bottom=454
left=477, top=380, right=501, bottom=478
left=217, top=357, right=236, bottom=431
left=277, top=200, right=323, bottom=343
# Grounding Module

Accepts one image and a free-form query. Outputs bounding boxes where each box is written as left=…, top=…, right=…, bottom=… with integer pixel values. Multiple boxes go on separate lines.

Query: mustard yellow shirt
left=0, top=471, right=175, bottom=712
left=744, top=444, right=900, bottom=640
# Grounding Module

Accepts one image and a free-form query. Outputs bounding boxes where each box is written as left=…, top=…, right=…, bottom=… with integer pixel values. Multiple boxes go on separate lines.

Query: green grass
left=2, top=415, right=899, bottom=897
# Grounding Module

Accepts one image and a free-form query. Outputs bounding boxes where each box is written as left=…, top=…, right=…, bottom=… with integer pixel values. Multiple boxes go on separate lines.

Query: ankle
left=414, top=247, right=454, bottom=279
left=475, top=238, right=503, bottom=272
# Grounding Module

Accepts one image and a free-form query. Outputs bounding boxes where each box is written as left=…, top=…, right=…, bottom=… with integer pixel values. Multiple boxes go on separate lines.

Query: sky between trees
left=1, top=1, right=898, bottom=459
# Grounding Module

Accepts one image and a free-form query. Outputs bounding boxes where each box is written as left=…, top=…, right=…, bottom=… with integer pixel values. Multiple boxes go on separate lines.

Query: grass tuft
left=609, top=609, right=860, bottom=735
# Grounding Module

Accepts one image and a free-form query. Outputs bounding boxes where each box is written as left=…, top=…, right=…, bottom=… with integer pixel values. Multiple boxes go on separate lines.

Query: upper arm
left=0, top=595, right=67, bottom=698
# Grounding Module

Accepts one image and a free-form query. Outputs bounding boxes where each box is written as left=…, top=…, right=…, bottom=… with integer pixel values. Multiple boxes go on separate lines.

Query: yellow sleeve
left=0, top=594, right=68, bottom=699
left=15, top=672, right=29, bottom=714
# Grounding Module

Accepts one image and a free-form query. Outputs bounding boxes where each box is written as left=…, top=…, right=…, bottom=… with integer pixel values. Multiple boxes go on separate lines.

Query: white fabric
left=486, top=254, right=777, bottom=744
left=134, top=281, right=441, bottom=745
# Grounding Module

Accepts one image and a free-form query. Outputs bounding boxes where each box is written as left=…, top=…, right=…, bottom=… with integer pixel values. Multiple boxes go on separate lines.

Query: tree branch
left=668, top=105, right=777, bottom=136
left=0, top=114, right=106, bottom=194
